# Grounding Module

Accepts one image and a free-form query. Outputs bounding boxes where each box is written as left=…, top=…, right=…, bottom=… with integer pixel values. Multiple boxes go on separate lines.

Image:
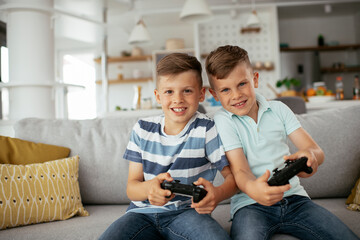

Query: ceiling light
left=241, top=0, right=261, bottom=33
left=246, top=10, right=261, bottom=28
left=180, top=0, right=213, bottom=23
left=128, top=19, right=151, bottom=45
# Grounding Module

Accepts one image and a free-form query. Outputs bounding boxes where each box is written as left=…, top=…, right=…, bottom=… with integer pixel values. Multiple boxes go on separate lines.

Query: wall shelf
left=94, top=55, right=152, bottom=63
left=321, top=67, right=360, bottom=73
left=96, top=77, right=152, bottom=85
left=280, top=44, right=360, bottom=52
left=241, top=27, right=261, bottom=34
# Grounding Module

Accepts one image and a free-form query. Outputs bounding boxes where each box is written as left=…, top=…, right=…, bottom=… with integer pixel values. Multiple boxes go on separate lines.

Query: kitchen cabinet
left=280, top=44, right=360, bottom=74
left=94, top=55, right=153, bottom=85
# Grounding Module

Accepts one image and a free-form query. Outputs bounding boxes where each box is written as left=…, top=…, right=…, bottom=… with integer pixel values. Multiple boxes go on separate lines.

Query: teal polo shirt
left=213, top=93, right=308, bottom=219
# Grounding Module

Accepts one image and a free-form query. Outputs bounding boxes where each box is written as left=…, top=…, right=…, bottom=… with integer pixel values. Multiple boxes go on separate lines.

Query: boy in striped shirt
left=99, top=53, right=237, bottom=240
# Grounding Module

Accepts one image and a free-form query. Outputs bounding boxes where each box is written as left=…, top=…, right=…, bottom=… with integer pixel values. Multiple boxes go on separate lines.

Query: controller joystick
left=268, top=157, right=313, bottom=186
left=161, top=180, right=207, bottom=203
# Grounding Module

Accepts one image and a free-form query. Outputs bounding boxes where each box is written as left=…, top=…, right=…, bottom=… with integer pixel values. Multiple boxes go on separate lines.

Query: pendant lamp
left=180, top=0, right=213, bottom=23
left=128, top=19, right=151, bottom=45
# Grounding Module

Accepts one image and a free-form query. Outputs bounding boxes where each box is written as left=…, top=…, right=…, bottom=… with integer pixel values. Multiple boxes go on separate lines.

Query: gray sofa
left=1, top=105, right=360, bottom=240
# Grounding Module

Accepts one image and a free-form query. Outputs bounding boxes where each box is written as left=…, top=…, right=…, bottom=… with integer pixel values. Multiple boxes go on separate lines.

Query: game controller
left=268, top=157, right=313, bottom=186
left=161, top=180, right=207, bottom=203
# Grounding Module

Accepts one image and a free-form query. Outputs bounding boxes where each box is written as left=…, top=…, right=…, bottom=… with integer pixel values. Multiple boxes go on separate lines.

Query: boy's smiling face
left=209, top=63, right=259, bottom=121
left=154, top=70, right=205, bottom=135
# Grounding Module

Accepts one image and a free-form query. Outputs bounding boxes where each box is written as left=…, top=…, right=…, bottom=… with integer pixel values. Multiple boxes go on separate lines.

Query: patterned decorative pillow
left=346, top=177, right=360, bottom=211
left=0, top=135, right=70, bottom=164
left=0, top=155, right=89, bottom=229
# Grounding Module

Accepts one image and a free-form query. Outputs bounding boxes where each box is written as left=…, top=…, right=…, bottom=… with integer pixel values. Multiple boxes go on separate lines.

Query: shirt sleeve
left=204, top=119, right=229, bottom=171
left=123, top=121, right=143, bottom=163
left=213, top=110, right=243, bottom=152
left=275, top=101, right=301, bottom=135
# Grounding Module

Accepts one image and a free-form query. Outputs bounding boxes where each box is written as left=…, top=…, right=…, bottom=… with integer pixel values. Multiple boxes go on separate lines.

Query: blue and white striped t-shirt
left=123, top=112, right=228, bottom=213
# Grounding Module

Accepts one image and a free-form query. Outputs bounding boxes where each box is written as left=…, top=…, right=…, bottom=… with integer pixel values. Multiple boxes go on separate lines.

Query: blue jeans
left=231, top=195, right=359, bottom=240
left=99, top=208, right=230, bottom=240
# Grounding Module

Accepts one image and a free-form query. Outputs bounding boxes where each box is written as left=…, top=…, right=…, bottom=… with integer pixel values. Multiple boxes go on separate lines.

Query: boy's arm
left=286, top=127, right=325, bottom=178
left=226, top=148, right=291, bottom=206
left=126, top=161, right=175, bottom=206
left=191, top=166, right=238, bottom=214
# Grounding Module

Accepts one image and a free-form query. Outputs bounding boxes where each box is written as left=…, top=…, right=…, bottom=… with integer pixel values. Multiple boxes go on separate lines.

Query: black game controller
left=161, top=180, right=207, bottom=203
left=268, top=157, right=313, bottom=186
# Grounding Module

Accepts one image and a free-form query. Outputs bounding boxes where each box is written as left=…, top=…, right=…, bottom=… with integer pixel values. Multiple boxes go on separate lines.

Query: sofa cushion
left=291, top=105, right=360, bottom=199
left=0, top=156, right=88, bottom=229
left=0, top=205, right=127, bottom=240
left=14, top=116, right=141, bottom=205
left=0, top=135, right=70, bottom=164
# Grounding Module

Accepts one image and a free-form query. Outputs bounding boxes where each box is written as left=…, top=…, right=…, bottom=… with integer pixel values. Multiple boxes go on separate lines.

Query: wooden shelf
left=321, top=67, right=360, bottom=73
left=280, top=44, right=360, bottom=52
left=96, top=77, right=152, bottom=85
left=94, top=55, right=152, bottom=63
left=253, top=66, right=274, bottom=71
left=241, top=27, right=261, bottom=34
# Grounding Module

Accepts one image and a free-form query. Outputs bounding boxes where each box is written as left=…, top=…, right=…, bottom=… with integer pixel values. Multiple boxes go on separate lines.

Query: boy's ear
left=199, top=87, right=206, bottom=102
left=208, top=88, right=219, bottom=101
left=154, top=89, right=161, bottom=104
left=253, top=72, right=259, bottom=88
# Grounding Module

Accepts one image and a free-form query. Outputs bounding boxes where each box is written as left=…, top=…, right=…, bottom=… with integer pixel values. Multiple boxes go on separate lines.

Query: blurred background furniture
left=274, top=96, right=307, bottom=114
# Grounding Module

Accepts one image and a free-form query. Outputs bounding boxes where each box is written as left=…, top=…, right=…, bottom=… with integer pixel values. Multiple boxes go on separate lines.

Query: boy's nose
left=172, top=92, right=184, bottom=103
left=232, top=89, right=243, bottom=99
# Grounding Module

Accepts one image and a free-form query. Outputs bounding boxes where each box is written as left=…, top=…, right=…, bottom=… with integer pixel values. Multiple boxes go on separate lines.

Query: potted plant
left=276, top=77, right=301, bottom=96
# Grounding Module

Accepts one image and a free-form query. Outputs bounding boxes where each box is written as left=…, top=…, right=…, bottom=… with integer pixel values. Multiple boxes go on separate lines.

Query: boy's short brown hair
left=205, top=45, right=252, bottom=88
left=156, top=53, right=203, bottom=88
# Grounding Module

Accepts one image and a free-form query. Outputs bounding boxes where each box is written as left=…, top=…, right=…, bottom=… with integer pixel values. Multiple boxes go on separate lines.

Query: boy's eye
left=165, top=90, right=173, bottom=94
left=220, top=88, right=229, bottom=93
left=184, top=89, right=192, bottom=93
left=239, top=82, right=247, bottom=87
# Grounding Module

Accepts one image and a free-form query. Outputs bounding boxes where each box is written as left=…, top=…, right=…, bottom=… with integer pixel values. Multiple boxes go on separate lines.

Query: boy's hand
left=248, top=170, right=291, bottom=206
left=191, top=177, right=219, bottom=214
left=284, top=150, right=318, bottom=178
left=148, top=173, right=175, bottom=206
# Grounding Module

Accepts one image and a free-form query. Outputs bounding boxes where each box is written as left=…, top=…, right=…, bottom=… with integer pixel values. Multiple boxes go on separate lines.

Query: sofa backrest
left=15, top=116, right=141, bottom=205
left=14, top=105, right=360, bottom=204
left=293, top=105, right=360, bottom=198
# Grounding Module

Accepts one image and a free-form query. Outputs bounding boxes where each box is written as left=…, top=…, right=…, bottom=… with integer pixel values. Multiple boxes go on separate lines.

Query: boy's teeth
left=235, top=101, right=245, bottom=106
left=173, top=108, right=185, bottom=112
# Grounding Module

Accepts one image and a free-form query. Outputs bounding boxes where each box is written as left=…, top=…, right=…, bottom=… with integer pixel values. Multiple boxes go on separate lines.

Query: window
left=61, top=53, right=96, bottom=119
left=1, top=46, right=9, bottom=119
left=0, top=20, right=6, bottom=120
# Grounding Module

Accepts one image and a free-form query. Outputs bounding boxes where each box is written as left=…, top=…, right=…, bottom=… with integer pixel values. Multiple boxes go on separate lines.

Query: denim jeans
left=99, top=208, right=230, bottom=240
left=231, top=195, right=359, bottom=240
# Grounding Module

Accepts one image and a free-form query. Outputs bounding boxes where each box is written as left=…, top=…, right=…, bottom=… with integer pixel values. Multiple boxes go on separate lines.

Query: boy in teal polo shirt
left=205, top=45, right=358, bottom=240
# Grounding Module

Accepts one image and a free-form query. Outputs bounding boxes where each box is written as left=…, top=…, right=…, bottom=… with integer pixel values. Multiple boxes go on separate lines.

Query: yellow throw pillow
left=0, top=135, right=70, bottom=164
left=0, top=155, right=89, bottom=229
left=346, top=177, right=360, bottom=211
